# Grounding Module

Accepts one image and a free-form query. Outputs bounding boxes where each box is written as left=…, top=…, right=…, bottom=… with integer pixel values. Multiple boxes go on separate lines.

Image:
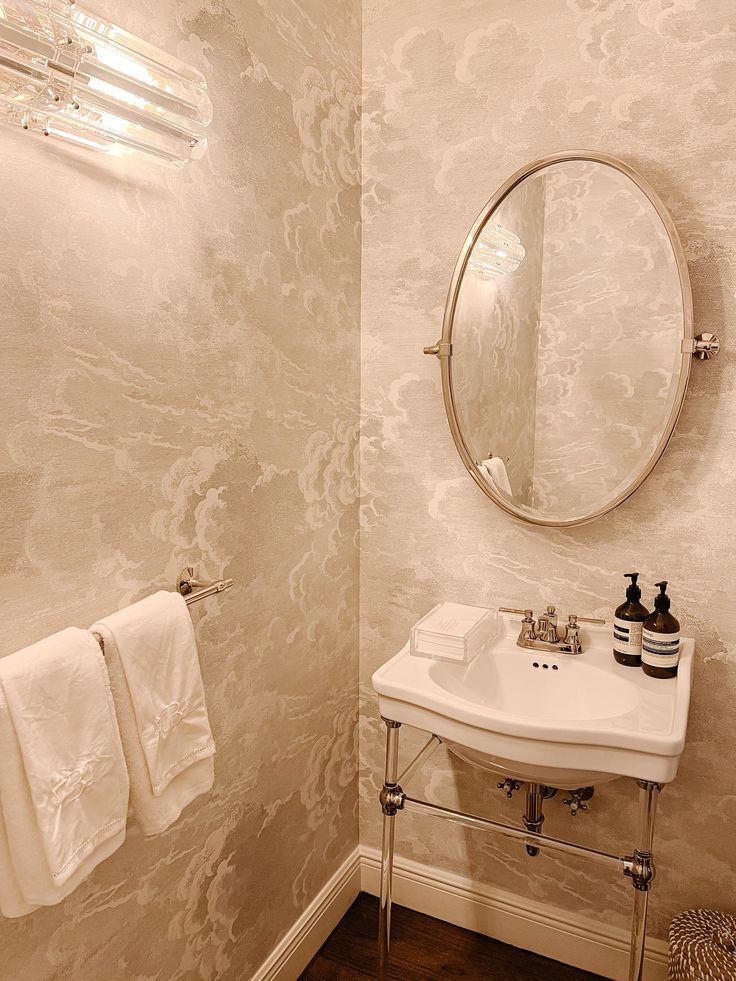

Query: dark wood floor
left=300, top=893, right=603, bottom=980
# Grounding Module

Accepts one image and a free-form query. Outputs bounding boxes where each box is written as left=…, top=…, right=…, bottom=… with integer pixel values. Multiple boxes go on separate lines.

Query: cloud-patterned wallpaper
left=0, top=0, right=360, bottom=977
left=361, top=0, right=736, bottom=945
left=2, top=0, right=735, bottom=974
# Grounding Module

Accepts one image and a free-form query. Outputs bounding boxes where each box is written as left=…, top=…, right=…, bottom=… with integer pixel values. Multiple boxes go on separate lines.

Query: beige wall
left=0, top=0, right=361, bottom=977
left=361, top=0, right=736, bottom=942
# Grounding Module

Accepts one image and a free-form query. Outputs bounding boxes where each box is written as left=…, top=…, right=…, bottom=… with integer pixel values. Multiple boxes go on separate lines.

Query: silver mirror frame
left=425, top=150, right=696, bottom=528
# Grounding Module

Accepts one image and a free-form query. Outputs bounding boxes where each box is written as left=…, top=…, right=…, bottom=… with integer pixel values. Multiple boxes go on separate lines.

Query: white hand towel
left=481, top=457, right=513, bottom=497
left=0, top=628, right=128, bottom=893
left=0, top=801, right=37, bottom=918
left=0, top=681, right=125, bottom=909
left=96, top=621, right=214, bottom=836
left=91, top=591, right=214, bottom=799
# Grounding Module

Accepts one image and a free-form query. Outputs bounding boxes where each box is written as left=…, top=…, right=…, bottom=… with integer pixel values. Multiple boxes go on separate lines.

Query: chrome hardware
left=562, top=786, right=594, bottom=816
left=523, top=782, right=547, bottom=857
left=563, top=615, right=582, bottom=655
left=625, top=781, right=661, bottom=980
left=688, top=332, right=721, bottom=360
left=519, top=610, right=537, bottom=642
left=501, top=606, right=605, bottom=655
left=92, top=567, right=235, bottom=657
left=423, top=340, right=452, bottom=358
left=377, top=718, right=664, bottom=981
left=380, top=785, right=406, bottom=816
left=177, top=566, right=234, bottom=604
left=497, top=777, right=521, bottom=799
left=378, top=720, right=401, bottom=980
left=537, top=605, right=559, bottom=643
left=623, top=850, right=655, bottom=890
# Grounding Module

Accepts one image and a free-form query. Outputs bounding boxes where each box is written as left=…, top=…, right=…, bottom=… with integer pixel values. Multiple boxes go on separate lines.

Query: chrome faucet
left=537, top=605, right=559, bottom=644
left=499, top=606, right=606, bottom=655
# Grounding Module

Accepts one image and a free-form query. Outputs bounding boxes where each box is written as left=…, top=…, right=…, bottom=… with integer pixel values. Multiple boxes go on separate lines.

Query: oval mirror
left=434, top=151, right=696, bottom=527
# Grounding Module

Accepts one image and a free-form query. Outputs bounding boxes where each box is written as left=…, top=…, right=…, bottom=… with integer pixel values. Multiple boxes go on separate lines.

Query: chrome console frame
left=377, top=718, right=661, bottom=981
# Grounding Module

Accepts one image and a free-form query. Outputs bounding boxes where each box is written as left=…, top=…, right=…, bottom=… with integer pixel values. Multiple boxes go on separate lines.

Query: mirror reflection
left=451, top=159, right=687, bottom=524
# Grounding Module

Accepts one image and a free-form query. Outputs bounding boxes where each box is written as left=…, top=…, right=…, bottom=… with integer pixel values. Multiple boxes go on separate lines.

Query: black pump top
left=653, top=580, right=670, bottom=612
left=624, top=572, right=641, bottom=602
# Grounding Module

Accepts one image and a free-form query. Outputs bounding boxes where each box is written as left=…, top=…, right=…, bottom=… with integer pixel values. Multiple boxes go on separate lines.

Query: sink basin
left=372, top=613, right=694, bottom=788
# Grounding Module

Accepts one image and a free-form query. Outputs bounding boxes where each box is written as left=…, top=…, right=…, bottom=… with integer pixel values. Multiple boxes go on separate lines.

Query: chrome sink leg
left=624, top=780, right=661, bottom=981
left=378, top=719, right=403, bottom=980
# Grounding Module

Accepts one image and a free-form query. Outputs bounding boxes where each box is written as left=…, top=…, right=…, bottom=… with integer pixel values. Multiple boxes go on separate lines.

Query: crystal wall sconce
left=467, top=222, right=526, bottom=278
left=0, top=0, right=212, bottom=166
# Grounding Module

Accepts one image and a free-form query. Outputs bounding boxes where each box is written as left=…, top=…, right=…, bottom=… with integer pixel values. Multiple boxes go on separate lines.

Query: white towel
left=0, top=801, right=37, bottom=918
left=480, top=457, right=513, bottom=497
left=0, top=628, right=129, bottom=899
left=96, top=621, right=214, bottom=836
left=91, top=591, right=214, bottom=802
left=0, top=682, right=125, bottom=911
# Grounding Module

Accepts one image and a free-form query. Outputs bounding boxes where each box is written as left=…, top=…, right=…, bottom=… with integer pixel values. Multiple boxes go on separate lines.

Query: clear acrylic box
left=410, top=602, right=498, bottom=663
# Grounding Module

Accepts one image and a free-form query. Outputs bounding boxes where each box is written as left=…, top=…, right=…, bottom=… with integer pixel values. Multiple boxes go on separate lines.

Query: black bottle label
left=642, top=629, right=680, bottom=669
left=614, top=617, right=643, bottom=658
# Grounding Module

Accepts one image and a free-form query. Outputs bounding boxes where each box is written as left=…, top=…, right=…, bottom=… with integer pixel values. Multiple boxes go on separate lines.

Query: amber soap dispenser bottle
left=642, top=581, right=681, bottom=679
left=613, top=572, right=650, bottom=666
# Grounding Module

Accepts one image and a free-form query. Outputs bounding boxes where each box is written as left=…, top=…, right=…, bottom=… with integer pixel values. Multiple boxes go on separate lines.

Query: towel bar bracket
left=177, top=567, right=235, bottom=605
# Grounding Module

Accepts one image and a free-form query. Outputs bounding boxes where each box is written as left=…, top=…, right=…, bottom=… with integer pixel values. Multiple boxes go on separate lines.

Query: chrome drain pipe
left=523, top=783, right=545, bottom=857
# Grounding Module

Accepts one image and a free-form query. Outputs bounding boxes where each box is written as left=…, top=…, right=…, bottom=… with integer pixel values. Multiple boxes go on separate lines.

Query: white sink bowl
left=372, top=613, right=694, bottom=788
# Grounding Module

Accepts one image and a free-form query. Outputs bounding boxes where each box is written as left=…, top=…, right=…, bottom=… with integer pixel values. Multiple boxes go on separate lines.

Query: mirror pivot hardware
left=683, top=333, right=721, bottom=360
left=423, top=340, right=452, bottom=358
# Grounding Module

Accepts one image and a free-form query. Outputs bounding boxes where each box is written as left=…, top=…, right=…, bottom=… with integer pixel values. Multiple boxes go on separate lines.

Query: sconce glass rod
left=0, top=0, right=212, bottom=165
left=467, top=221, right=526, bottom=278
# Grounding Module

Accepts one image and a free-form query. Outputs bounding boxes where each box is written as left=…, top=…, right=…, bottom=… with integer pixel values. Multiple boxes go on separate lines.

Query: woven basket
left=669, top=909, right=736, bottom=980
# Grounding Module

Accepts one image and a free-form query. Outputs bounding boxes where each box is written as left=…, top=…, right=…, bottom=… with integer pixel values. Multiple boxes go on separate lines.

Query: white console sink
left=372, top=613, right=694, bottom=788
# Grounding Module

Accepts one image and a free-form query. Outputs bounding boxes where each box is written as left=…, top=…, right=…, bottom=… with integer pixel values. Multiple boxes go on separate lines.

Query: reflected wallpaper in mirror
left=451, top=160, right=685, bottom=524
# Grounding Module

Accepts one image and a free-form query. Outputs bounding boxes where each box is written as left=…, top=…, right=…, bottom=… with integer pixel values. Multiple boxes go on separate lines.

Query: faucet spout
left=537, top=605, right=559, bottom=644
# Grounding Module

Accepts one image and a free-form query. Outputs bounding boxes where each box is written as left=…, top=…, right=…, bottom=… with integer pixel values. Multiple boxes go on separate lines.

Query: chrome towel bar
left=93, top=568, right=234, bottom=655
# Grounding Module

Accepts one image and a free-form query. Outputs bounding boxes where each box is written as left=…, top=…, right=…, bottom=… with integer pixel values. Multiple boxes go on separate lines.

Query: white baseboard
left=252, top=846, right=361, bottom=981
left=253, top=844, right=669, bottom=981
left=360, top=846, right=669, bottom=981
